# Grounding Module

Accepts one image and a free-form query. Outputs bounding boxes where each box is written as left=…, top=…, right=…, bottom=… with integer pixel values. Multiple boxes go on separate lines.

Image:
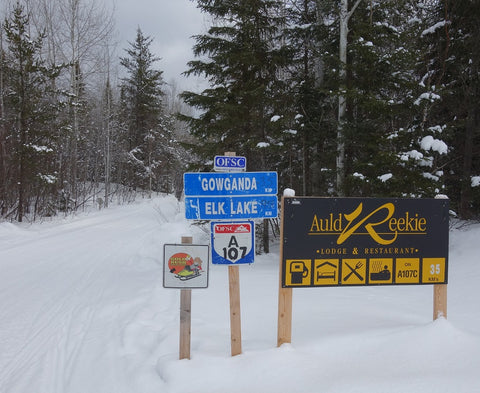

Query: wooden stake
left=433, top=284, right=447, bottom=320
left=277, top=286, right=292, bottom=347
left=179, top=236, right=193, bottom=360
left=179, top=289, right=192, bottom=360
left=229, top=265, right=242, bottom=356
left=224, top=151, right=242, bottom=356
left=277, top=196, right=293, bottom=346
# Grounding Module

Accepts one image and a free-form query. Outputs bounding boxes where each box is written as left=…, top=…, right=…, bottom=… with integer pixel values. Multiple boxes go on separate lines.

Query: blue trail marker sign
left=184, top=172, right=278, bottom=220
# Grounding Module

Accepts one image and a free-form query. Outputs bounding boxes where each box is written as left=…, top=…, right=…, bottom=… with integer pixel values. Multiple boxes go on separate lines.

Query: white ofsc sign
left=211, top=221, right=255, bottom=264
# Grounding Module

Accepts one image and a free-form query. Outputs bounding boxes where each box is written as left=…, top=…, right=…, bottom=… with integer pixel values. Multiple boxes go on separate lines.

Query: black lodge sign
left=281, top=197, right=449, bottom=288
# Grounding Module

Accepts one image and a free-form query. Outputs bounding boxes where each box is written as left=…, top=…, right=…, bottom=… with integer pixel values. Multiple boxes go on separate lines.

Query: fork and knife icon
left=343, top=261, right=364, bottom=282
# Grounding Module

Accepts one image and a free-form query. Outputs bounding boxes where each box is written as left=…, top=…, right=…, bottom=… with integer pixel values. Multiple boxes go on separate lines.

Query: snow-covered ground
left=1, top=195, right=479, bottom=393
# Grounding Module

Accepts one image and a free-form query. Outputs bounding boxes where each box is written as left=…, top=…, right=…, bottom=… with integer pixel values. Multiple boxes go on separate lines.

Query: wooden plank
left=179, top=235, right=193, bottom=360
left=277, top=286, right=292, bottom=346
left=229, top=265, right=242, bottom=356
left=179, top=289, right=192, bottom=359
left=223, top=151, right=243, bottom=356
left=181, top=236, right=193, bottom=245
left=277, top=195, right=293, bottom=346
left=433, top=284, right=447, bottom=320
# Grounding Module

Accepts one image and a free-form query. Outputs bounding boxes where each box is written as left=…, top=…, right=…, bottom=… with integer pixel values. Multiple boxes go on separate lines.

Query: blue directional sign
left=214, top=155, right=247, bottom=172
left=184, top=172, right=277, bottom=197
left=185, top=195, right=278, bottom=220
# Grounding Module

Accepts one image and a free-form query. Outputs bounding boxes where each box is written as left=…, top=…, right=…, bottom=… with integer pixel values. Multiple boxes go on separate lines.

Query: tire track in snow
left=1, top=235, right=120, bottom=391
left=0, top=196, right=189, bottom=393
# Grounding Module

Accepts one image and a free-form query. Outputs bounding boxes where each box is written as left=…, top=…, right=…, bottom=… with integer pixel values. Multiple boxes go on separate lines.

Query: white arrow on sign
left=211, top=221, right=254, bottom=264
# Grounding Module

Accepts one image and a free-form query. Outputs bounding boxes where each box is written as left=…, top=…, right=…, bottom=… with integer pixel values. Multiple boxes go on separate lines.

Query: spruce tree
left=2, top=3, right=64, bottom=221
left=390, top=1, right=450, bottom=199
left=433, top=0, right=480, bottom=218
left=120, top=28, right=173, bottom=193
left=321, top=0, right=447, bottom=198
left=180, top=0, right=290, bottom=172
left=282, top=0, right=338, bottom=196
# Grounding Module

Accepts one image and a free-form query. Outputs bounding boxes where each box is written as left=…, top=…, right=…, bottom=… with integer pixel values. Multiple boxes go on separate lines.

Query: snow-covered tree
left=306, top=0, right=449, bottom=199
left=180, top=0, right=291, bottom=172
left=342, top=0, right=443, bottom=198
left=280, top=0, right=339, bottom=196
left=28, top=0, right=116, bottom=208
left=120, top=28, right=175, bottom=194
left=431, top=0, right=480, bottom=218
left=1, top=3, right=65, bottom=221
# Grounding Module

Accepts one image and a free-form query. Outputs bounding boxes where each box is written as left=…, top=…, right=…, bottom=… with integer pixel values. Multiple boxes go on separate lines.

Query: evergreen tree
left=309, top=0, right=448, bottom=199
left=180, top=0, right=291, bottom=172
left=391, top=1, right=450, bottom=199
left=282, top=0, right=338, bottom=196
left=342, top=0, right=430, bottom=197
left=120, top=28, right=174, bottom=193
left=433, top=0, right=480, bottom=218
left=1, top=3, right=64, bottom=221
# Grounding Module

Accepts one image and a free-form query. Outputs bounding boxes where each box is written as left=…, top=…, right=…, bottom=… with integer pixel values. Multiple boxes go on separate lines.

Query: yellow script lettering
left=336, top=203, right=398, bottom=245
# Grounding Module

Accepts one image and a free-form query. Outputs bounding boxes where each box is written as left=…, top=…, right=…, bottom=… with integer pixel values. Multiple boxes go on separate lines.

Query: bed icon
left=314, top=260, right=339, bottom=285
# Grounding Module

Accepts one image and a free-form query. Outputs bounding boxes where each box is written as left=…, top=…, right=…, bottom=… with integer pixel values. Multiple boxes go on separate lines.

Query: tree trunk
left=336, top=0, right=362, bottom=196
left=337, top=0, right=348, bottom=196
left=0, top=31, right=7, bottom=216
left=263, top=219, right=270, bottom=254
left=459, top=106, right=479, bottom=219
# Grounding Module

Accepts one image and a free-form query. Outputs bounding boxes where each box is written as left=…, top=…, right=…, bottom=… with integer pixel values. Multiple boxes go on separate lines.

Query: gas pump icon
left=289, top=260, right=309, bottom=284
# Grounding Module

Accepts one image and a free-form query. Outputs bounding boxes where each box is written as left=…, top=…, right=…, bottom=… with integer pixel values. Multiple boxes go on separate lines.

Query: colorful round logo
left=168, top=252, right=193, bottom=274
left=168, top=252, right=204, bottom=279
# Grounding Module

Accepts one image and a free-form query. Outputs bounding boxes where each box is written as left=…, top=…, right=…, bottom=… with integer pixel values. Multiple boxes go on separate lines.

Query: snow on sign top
left=214, top=155, right=246, bottom=172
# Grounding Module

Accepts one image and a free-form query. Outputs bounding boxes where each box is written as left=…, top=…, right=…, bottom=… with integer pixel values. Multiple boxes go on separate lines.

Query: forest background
left=0, top=0, right=479, bottom=227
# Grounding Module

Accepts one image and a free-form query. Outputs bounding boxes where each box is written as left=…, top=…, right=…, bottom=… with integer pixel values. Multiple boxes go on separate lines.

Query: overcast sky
left=114, top=0, right=207, bottom=91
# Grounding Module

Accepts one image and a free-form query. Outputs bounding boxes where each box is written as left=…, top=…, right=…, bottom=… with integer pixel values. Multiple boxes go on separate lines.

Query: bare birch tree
left=27, top=0, right=115, bottom=209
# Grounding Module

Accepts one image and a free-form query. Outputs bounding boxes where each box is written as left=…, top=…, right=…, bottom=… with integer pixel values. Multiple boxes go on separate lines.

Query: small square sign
left=163, top=244, right=209, bottom=288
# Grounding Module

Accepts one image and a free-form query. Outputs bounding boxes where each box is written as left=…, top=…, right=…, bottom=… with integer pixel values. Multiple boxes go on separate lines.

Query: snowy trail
left=1, top=197, right=480, bottom=393
left=0, top=196, right=190, bottom=393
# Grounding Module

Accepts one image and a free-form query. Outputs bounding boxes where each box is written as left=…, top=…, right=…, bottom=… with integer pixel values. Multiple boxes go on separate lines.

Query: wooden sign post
left=277, top=195, right=293, bottom=346
left=225, top=152, right=242, bottom=356
left=179, top=236, right=192, bottom=360
left=433, top=284, right=447, bottom=320
left=229, top=264, right=242, bottom=355
left=164, top=237, right=209, bottom=360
